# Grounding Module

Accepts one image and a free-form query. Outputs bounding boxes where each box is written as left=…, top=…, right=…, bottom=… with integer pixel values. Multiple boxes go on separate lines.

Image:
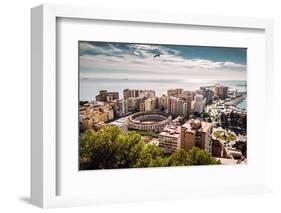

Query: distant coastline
left=80, top=78, right=247, bottom=101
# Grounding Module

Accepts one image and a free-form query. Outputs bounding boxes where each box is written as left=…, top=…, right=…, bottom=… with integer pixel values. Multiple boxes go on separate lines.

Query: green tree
left=150, top=156, right=169, bottom=167
left=116, top=132, right=144, bottom=168
left=240, top=114, right=247, bottom=129
left=234, top=141, right=247, bottom=157
left=79, top=129, right=96, bottom=163
left=189, top=147, right=220, bottom=165
left=79, top=125, right=220, bottom=170
left=81, top=125, right=122, bottom=169
left=167, top=149, right=192, bottom=166
left=135, top=144, right=165, bottom=168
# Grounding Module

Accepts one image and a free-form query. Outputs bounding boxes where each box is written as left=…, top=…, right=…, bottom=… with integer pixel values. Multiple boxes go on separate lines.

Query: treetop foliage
left=80, top=125, right=220, bottom=170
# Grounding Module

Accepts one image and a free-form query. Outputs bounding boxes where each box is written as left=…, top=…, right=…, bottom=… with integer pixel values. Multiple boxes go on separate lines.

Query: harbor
left=224, top=94, right=247, bottom=109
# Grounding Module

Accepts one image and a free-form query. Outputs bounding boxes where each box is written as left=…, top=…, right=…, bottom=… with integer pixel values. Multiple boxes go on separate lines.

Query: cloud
left=79, top=42, right=246, bottom=81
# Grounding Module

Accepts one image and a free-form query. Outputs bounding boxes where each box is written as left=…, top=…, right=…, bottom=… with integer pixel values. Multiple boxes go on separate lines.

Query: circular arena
left=128, top=111, right=172, bottom=132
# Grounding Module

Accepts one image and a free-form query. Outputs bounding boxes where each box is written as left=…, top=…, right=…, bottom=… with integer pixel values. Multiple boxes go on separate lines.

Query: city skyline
left=79, top=84, right=247, bottom=169
left=79, top=41, right=247, bottom=169
left=79, top=42, right=247, bottom=82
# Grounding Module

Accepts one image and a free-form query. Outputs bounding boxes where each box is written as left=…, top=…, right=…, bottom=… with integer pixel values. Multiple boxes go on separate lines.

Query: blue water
left=236, top=98, right=247, bottom=110
left=80, top=78, right=247, bottom=102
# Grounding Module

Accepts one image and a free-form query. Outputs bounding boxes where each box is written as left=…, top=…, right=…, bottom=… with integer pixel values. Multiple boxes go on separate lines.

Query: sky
left=79, top=41, right=247, bottom=82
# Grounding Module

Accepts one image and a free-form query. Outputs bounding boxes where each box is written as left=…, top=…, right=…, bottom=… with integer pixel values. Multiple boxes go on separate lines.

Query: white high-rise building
left=140, top=90, right=156, bottom=98
left=144, top=97, right=156, bottom=111
left=159, top=95, right=168, bottom=111
left=127, top=97, right=137, bottom=111
left=193, top=94, right=204, bottom=113
left=117, top=99, right=128, bottom=115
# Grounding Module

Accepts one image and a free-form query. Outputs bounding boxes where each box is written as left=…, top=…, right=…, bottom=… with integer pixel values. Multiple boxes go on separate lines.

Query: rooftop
left=159, top=125, right=180, bottom=139
left=182, top=119, right=212, bottom=133
left=109, top=115, right=130, bottom=125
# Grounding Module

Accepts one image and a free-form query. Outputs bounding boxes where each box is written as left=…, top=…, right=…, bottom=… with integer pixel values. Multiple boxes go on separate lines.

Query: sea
left=80, top=78, right=247, bottom=109
left=236, top=97, right=247, bottom=110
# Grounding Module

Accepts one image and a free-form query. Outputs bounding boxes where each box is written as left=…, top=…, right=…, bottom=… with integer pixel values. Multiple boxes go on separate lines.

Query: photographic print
left=79, top=41, right=247, bottom=170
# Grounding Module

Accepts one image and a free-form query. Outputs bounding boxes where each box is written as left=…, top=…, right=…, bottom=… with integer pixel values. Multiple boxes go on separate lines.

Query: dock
left=224, top=95, right=246, bottom=107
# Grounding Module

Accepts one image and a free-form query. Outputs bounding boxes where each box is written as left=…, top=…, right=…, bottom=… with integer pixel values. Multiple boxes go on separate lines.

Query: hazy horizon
left=79, top=42, right=247, bottom=101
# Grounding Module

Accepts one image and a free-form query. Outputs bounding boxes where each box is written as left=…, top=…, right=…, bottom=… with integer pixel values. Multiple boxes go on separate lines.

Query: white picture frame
left=31, top=4, right=274, bottom=208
